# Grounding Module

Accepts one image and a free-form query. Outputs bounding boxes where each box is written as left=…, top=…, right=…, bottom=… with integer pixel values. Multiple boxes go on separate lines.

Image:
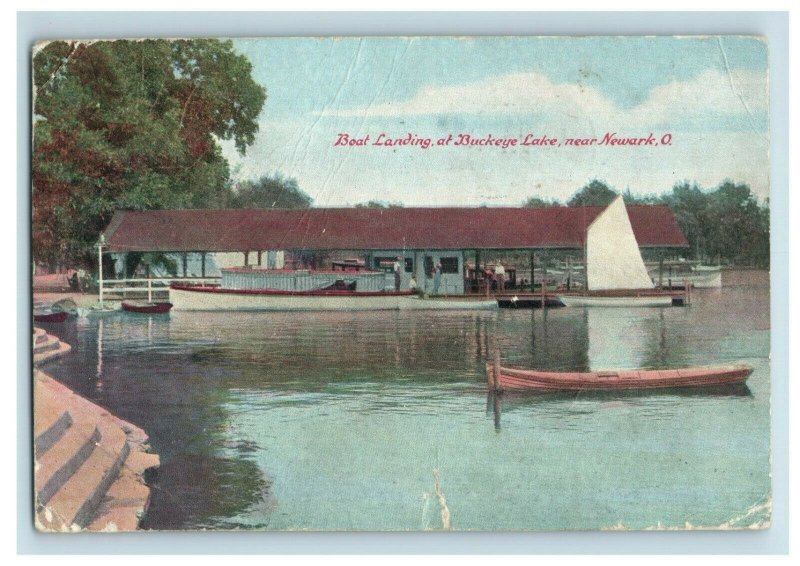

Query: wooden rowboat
left=33, top=311, right=69, bottom=323
left=486, top=361, right=751, bottom=392
left=121, top=301, right=173, bottom=314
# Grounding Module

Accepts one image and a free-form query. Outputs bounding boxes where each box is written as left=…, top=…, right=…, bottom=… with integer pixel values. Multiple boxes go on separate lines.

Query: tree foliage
left=522, top=196, right=563, bottom=208
left=33, top=39, right=266, bottom=267
left=354, top=200, right=405, bottom=208
left=566, top=180, right=618, bottom=207
left=229, top=174, right=312, bottom=209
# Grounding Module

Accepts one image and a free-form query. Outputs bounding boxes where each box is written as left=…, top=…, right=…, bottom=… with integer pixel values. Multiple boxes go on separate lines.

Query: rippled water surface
left=43, top=270, right=771, bottom=530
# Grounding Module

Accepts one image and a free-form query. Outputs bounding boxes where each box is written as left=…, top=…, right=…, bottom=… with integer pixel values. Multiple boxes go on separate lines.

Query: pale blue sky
left=222, top=36, right=769, bottom=206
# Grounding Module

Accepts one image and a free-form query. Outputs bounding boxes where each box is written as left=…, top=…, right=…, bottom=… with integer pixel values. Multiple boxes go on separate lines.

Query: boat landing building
left=102, top=206, right=688, bottom=295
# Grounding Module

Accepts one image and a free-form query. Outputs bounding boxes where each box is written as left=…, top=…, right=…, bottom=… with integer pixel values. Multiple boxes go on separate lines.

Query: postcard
left=31, top=35, right=771, bottom=532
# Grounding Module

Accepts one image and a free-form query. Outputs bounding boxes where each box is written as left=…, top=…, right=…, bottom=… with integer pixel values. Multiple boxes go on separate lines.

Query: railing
left=100, top=277, right=221, bottom=302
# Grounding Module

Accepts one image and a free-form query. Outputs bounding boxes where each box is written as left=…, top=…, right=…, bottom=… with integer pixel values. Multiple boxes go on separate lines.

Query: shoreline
left=33, top=328, right=159, bottom=531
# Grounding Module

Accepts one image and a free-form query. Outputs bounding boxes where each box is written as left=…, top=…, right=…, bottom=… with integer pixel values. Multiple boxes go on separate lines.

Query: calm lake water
left=42, top=270, right=771, bottom=531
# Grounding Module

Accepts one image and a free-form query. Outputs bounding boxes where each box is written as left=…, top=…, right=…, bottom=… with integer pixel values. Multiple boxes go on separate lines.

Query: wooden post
left=243, top=251, right=249, bottom=267
left=492, top=349, right=501, bottom=391
left=182, top=253, right=188, bottom=277
left=474, top=249, right=481, bottom=295
left=567, top=256, right=572, bottom=290
left=529, top=249, right=535, bottom=293
left=541, top=254, right=547, bottom=308
left=201, top=252, right=206, bottom=278
left=96, top=237, right=104, bottom=308
left=257, top=250, right=263, bottom=266
left=658, top=256, right=664, bottom=288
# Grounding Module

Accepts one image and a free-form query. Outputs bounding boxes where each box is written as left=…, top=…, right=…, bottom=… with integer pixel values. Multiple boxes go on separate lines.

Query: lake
left=41, top=270, right=771, bottom=531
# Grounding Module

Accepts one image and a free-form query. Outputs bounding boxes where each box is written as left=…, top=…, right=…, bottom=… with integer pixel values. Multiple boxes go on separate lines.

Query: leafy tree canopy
left=33, top=39, right=266, bottom=267
left=230, top=174, right=312, bottom=209
left=522, top=196, right=563, bottom=208
left=566, top=179, right=618, bottom=207
left=354, top=200, right=405, bottom=208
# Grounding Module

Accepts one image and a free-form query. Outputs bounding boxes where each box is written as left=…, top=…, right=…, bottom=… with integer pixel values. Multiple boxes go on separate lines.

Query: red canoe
left=33, top=311, right=69, bottom=323
left=487, top=363, right=751, bottom=392
left=121, top=301, right=173, bottom=314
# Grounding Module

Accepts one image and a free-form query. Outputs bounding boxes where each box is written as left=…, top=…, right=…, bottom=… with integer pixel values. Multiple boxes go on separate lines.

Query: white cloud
left=318, top=69, right=768, bottom=130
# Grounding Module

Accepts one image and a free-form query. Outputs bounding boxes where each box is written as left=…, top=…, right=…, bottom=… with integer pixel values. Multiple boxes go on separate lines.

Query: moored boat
left=33, top=311, right=70, bottom=323
left=486, top=361, right=751, bottom=392
left=559, top=294, right=673, bottom=308
left=121, top=301, right=173, bottom=314
left=557, top=196, right=686, bottom=307
left=170, top=284, right=498, bottom=311
left=647, top=262, right=722, bottom=289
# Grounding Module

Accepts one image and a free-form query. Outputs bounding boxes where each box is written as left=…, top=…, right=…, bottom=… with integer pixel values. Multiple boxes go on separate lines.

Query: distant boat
left=33, top=311, right=69, bottom=323
left=559, top=294, right=673, bottom=307
left=648, top=262, right=722, bottom=289
left=486, top=362, right=752, bottom=392
left=121, top=301, right=173, bottom=314
left=558, top=196, right=679, bottom=307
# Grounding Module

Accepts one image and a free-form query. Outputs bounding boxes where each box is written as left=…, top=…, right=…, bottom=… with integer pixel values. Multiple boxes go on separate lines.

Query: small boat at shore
left=33, top=311, right=70, bottom=323
left=486, top=361, right=751, bottom=392
left=121, top=301, right=173, bottom=314
left=559, top=294, right=673, bottom=308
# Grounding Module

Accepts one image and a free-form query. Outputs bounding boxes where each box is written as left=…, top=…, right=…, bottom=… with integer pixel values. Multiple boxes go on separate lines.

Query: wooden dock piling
left=492, top=350, right=501, bottom=391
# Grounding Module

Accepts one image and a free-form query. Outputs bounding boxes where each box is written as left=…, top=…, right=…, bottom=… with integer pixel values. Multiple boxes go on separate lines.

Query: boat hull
left=33, top=311, right=69, bottom=323
left=558, top=295, right=673, bottom=307
left=487, top=364, right=751, bottom=392
left=685, top=269, right=722, bottom=288
left=649, top=266, right=723, bottom=288
left=122, top=301, right=173, bottom=314
left=170, top=285, right=498, bottom=311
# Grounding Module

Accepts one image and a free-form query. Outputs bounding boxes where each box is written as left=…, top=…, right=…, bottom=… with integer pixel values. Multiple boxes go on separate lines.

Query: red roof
left=103, top=206, right=688, bottom=252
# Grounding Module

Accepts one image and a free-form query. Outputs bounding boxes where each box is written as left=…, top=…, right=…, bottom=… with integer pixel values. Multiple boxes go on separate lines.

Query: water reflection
left=487, top=383, right=753, bottom=432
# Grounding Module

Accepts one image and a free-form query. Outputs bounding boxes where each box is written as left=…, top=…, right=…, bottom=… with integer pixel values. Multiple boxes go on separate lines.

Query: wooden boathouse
left=100, top=206, right=688, bottom=298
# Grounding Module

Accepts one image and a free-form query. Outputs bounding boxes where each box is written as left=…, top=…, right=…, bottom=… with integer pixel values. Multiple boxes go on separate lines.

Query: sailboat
left=558, top=196, right=674, bottom=307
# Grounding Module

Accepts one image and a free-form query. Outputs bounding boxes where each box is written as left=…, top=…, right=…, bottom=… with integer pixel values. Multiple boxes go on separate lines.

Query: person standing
left=393, top=257, right=402, bottom=291
left=495, top=262, right=506, bottom=292
left=433, top=262, right=442, bottom=295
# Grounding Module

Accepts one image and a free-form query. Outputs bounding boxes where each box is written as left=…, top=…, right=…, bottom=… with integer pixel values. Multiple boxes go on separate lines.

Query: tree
left=567, top=180, right=618, bottom=207
left=705, top=180, right=769, bottom=266
left=354, top=200, right=404, bottom=208
left=660, top=181, right=711, bottom=260
left=32, top=39, right=266, bottom=268
left=230, top=174, right=312, bottom=209
left=522, top=196, right=563, bottom=208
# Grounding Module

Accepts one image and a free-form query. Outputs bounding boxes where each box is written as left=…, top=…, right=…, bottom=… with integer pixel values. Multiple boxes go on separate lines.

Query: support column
left=182, top=253, right=188, bottom=278
left=567, top=256, right=572, bottom=291
left=96, top=240, right=104, bottom=307
left=658, top=254, right=664, bottom=288
left=243, top=251, right=250, bottom=267
left=474, top=249, right=481, bottom=294
left=529, top=249, right=535, bottom=293
left=201, top=252, right=206, bottom=278
left=541, top=252, right=548, bottom=307
left=257, top=250, right=263, bottom=266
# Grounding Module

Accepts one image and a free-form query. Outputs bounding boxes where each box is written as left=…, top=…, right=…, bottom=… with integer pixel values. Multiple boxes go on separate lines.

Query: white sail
left=586, top=196, right=654, bottom=290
